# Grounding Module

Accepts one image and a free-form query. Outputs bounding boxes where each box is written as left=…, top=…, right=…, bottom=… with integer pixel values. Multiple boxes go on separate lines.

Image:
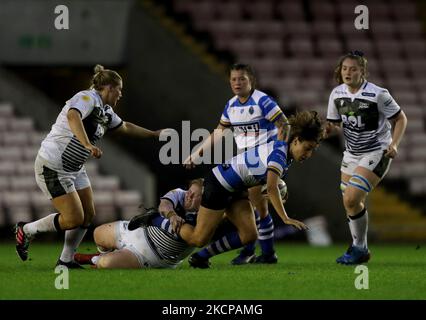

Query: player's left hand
left=282, top=218, right=308, bottom=231
left=384, top=144, right=398, bottom=159
left=169, top=215, right=185, bottom=234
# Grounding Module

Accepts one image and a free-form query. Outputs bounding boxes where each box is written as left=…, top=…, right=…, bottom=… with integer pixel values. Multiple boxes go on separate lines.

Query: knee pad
left=348, top=174, right=372, bottom=193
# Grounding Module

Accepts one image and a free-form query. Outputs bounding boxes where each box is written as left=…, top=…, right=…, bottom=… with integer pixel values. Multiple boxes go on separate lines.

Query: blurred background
left=0, top=0, right=425, bottom=244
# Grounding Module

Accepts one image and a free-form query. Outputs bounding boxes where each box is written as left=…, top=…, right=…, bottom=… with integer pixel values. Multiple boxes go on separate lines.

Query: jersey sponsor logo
left=234, top=122, right=260, bottom=133
left=341, top=114, right=365, bottom=128
left=361, top=92, right=376, bottom=97
left=336, top=90, right=346, bottom=94
left=81, top=95, right=91, bottom=102
left=358, top=102, right=369, bottom=109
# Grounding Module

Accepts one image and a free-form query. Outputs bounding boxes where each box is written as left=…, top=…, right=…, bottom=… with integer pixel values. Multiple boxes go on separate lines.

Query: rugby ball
left=261, top=179, right=288, bottom=201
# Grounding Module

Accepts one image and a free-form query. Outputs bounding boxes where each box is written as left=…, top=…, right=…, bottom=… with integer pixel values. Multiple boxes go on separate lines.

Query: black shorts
left=201, top=171, right=248, bottom=210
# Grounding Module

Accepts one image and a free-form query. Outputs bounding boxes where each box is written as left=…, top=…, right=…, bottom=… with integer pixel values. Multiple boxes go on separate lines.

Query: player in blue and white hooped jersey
left=326, top=51, right=407, bottom=265
left=73, top=179, right=203, bottom=269
left=14, top=65, right=167, bottom=268
left=184, top=63, right=291, bottom=265
left=175, top=111, right=322, bottom=268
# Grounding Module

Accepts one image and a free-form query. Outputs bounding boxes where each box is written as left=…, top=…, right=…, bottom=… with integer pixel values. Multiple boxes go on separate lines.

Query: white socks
left=59, top=227, right=88, bottom=263
left=23, top=213, right=59, bottom=237
left=348, top=208, right=368, bottom=249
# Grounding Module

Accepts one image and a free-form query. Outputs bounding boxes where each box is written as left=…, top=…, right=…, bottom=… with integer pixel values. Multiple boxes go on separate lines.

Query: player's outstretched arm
left=266, top=170, right=307, bottom=231
left=183, top=123, right=228, bottom=169
left=115, top=121, right=168, bottom=139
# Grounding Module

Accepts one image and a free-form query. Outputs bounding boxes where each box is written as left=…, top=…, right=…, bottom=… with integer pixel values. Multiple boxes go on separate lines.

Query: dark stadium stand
left=171, top=0, right=426, bottom=197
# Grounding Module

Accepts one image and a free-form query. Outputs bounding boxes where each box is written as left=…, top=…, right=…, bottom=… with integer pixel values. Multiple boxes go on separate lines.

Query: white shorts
left=35, top=155, right=91, bottom=200
left=341, top=149, right=392, bottom=179
left=115, top=221, right=177, bottom=269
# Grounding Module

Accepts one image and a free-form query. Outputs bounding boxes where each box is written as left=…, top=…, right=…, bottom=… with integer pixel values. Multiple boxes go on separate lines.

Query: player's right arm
left=158, top=198, right=185, bottom=234
left=266, top=170, right=307, bottom=230
left=183, top=123, right=228, bottom=169
left=67, top=109, right=102, bottom=158
left=324, top=89, right=342, bottom=138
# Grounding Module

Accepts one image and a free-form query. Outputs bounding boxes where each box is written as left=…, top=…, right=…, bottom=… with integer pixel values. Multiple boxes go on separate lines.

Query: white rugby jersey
left=213, top=140, right=289, bottom=192
left=146, top=188, right=197, bottom=266
left=39, top=89, right=123, bottom=172
left=220, top=89, right=283, bottom=150
left=327, top=81, right=401, bottom=155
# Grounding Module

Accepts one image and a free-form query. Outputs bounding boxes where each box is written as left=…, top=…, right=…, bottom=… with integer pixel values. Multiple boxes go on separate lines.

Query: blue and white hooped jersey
left=220, top=89, right=283, bottom=150
left=212, top=140, right=289, bottom=192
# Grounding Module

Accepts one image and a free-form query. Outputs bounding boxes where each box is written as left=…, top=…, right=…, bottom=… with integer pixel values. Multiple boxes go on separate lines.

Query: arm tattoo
left=274, top=114, right=291, bottom=142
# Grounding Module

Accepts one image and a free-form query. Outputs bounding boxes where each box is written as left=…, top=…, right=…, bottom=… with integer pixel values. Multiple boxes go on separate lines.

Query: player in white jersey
left=184, top=63, right=291, bottom=265
left=73, top=179, right=203, bottom=269
left=15, top=65, right=167, bottom=268
left=326, top=51, right=407, bottom=265
left=131, top=111, right=322, bottom=268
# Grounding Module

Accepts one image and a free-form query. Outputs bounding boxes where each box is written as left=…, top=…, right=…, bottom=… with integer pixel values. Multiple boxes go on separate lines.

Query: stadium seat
left=90, top=176, right=120, bottom=191
left=311, top=21, right=338, bottom=38
left=311, top=1, right=336, bottom=21
left=276, top=2, right=305, bottom=22
left=370, top=21, right=396, bottom=40
left=317, top=37, right=344, bottom=58
left=375, top=39, right=403, bottom=59
left=115, top=190, right=142, bottom=220
left=30, top=191, right=54, bottom=219
left=401, top=40, right=426, bottom=59
left=10, top=176, right=38, bottom=191
left=8, top=118, right=34, bottom=132
left=0, top=147, right=23, bottom=161
left=244, top=1, right=274, bottom=21
left=2, top=191, right=32, bottom=224
left=0, top=177, right=9, bottom=192
left=0, top=103, right=14, bottom=118
left=0, top=161, right=16, bottom=176
left=1, top=132, right=29, bottom=146
left=257, top=39, right=284, bottom=59
left=93, top=191, right=118, bottom=224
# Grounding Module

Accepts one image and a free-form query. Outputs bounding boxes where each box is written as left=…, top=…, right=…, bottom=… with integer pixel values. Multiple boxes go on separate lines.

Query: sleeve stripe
left=159, top=197, right=177, bottom=209
left=69, top=107, right=83, bottom=118
left=270, top=110, right=283, bottom=122
left=387, top=109, right=401, bottom=120
left=267, top=166, right=282, bottom=176
left=327, top=118, right=342, bottom=123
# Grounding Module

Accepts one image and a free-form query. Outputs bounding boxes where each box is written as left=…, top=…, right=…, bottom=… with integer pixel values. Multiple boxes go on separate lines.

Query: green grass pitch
left=1, top=242, right=425, bottom=300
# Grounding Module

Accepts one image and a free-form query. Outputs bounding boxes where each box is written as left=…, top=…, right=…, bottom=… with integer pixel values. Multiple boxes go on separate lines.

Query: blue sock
left=198, top=232, right=244, bottom=259
left=240, top=210, right=260, bottom=255
left=258, top=214, right=275, bottom=255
